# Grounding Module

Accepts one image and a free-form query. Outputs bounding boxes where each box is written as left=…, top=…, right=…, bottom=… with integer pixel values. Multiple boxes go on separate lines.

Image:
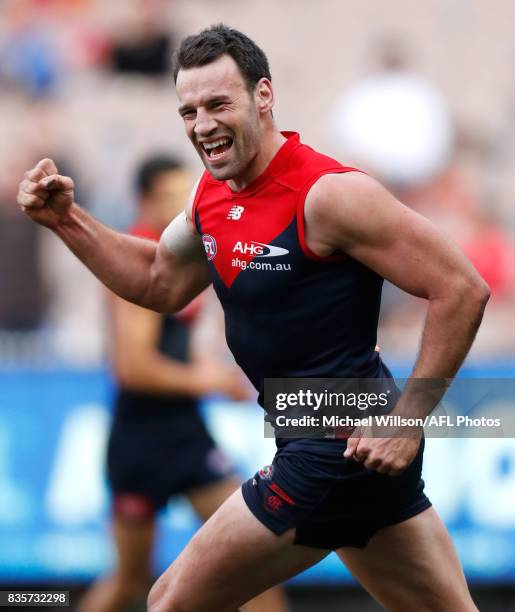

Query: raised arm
left=304, top=171, right=490, bottom=473
left=17, top=158, right=211, bottom=313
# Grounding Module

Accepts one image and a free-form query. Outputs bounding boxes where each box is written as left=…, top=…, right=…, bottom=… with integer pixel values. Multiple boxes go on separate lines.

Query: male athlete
left=18, top=24, right=489, bottom=612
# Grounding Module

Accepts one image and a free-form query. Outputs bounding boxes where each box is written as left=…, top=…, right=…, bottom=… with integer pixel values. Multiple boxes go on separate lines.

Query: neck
left=228, top=128, right=286, bottom=192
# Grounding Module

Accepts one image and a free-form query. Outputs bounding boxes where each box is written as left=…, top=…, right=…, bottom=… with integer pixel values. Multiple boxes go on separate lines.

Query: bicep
left=308, top=173, right=480, bottom=299
left=148, top=217, right=211, bottom=312
left=346, top=193, right=474, bottom=299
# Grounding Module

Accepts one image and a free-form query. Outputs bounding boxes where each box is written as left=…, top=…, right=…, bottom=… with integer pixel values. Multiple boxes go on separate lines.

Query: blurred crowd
left=1, top=0, right=514, bottom=367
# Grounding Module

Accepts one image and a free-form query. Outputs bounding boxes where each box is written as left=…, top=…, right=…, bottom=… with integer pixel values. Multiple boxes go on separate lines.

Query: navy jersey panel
left=222, top=219, right=384, bottom=396
left=242, top=437, right=431, bottom=549
left=194, top=132, right=385, bottom=397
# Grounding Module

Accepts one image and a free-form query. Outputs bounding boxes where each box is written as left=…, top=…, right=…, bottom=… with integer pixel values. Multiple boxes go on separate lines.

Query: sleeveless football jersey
left=193, top=132, right=386, bottom=401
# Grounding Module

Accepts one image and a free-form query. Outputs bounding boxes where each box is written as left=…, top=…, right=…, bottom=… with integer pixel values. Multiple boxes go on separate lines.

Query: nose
left=194, top=109, right=217, bottom=138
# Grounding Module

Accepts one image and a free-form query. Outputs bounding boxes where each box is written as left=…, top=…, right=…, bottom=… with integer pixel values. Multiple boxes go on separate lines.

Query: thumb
left=39, top=174, right=74, bottom=191
left=343, top=427, right=361, bottom=458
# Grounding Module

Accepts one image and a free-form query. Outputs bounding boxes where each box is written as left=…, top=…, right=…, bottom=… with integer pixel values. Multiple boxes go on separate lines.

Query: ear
left=254, top=78, right=274, bottom=115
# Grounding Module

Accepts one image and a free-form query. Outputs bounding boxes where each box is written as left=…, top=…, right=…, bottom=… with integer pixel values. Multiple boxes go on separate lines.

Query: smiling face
left=176, top=54, right=270, bottom=184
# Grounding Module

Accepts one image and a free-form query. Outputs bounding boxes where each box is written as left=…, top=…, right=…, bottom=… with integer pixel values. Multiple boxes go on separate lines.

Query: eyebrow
left=178, top=95, right=231, bottom=115
left=178, top=104, right=194, bottom=115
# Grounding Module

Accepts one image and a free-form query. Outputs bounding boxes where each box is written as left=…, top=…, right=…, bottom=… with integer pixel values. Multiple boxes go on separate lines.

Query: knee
left=147, top=592, right=186, bottom=612
left=147, top=577, right=167, bottom=612
left=147, top=539, right=205, bottom=612
left=147, top=574, right=189, bottom=612
left=148, top=580, right=209, bottom=612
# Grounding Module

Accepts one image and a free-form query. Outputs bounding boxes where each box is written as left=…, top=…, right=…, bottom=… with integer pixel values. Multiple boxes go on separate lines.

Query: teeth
left=203, top=138, right=230, bottom=151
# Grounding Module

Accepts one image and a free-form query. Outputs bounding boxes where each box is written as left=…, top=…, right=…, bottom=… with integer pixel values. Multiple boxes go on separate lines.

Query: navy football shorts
left=107, top=417, right=234, bottom=520
left=242, top=437, right=431, bottom=549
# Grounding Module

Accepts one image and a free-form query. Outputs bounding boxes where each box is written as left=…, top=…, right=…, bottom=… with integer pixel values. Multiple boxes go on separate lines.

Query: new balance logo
left=227, top=205, right=245, bottom=220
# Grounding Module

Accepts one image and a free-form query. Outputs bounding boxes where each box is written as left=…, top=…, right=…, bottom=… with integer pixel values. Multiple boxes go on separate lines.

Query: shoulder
left=306, top=170, right=383, bottom=205
left=303, top=171, right=405, bottom=254
left=305, top=171, right=388, bottom=226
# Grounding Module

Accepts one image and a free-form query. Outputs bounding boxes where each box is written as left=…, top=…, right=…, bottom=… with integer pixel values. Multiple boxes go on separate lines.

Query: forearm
left=394, top=285, right=489, bottom=418
left=54, top=203, right=157, bottom=304
left=413, top=295, right=486, bottom=379
left=116, top=353, right=206, bottom=397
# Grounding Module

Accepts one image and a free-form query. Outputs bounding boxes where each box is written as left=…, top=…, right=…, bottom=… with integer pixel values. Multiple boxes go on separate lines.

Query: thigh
left=186, top=476, right=240, bottom=521
left=148, top=488, right=328, bottom=612
left=337, top=507, right=478, bottom=612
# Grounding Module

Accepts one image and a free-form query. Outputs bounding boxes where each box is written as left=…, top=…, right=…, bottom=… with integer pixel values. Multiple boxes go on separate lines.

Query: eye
left=181, top=110, right=196, bottom=119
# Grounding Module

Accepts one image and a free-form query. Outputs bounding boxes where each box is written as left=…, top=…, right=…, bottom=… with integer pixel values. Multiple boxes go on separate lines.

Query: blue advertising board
left=0, top=368, right=515, bottom=584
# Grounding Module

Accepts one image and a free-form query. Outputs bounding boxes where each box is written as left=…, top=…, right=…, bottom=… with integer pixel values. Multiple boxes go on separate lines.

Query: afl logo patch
left=202, top=234, right=217, bottom=260
left=258, top=465, right=273, bottom=480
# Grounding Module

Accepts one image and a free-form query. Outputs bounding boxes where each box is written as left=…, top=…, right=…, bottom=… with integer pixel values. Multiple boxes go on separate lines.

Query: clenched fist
left=17, top=158, right=75, bottom=229
left=343, top=423, right=422, bottom=476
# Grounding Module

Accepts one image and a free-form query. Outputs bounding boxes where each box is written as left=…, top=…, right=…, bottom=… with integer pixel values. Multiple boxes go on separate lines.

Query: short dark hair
left=135, top=155, right=183, bottom=196
left=173, top=23, right=271, bottom=91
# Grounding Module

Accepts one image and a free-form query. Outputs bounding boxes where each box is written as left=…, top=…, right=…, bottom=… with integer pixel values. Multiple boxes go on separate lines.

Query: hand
left=343, top=423, right=422, bottom=476
left=193, top=360, right=251, bottom=402
left=17, top=158, right=75, bottom=229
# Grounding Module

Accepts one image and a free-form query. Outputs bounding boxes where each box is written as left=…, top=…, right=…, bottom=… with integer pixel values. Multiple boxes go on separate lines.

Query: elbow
left=151, top=294, right=184, bottom=314
left=433, top=272, right=490, bottom=315
left=114, top=362, right=136, bottom=389
left=455, top=273, right=490, bottom=318
left=138, top=296, right=180, bottom=315
left=152, top=282, right=193, bottom=314
left=114, top=359, right=148, bottom=390
left=470, top=275, right=490, bottom=311
left=161, top=293, right=187, bottom=314
left=143, top=269, right=182, bottom=314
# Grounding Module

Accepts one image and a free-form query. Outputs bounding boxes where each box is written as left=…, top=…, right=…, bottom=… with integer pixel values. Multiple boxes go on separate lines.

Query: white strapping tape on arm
left=161, top=211, right=204, bottom=260
left=161, top=177, right=204, bottom=260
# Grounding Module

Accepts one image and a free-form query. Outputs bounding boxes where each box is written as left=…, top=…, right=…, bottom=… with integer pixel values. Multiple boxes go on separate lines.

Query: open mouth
left=201, top=137, right=233, bottom=161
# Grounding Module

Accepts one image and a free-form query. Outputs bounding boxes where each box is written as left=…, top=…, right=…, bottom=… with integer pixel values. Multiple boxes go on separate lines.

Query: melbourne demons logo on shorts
left=202, top=234, right=217, bottom=260
left=265, top=494, right=283, bottom=512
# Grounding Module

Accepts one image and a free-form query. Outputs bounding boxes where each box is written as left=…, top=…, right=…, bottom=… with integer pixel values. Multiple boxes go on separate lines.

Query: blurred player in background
left=77, top=155, right=289, bottom=612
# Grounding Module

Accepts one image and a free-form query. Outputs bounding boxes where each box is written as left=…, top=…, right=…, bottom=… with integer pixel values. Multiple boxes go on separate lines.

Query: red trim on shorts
left=113, top=493, right=156, bottom=521
left=269, top=482, right=296, bottom=505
